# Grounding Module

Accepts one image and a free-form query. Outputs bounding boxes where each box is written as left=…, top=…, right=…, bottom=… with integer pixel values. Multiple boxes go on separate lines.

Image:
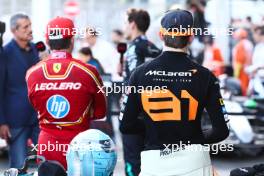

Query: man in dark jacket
left=119, top=8, right=161, bottom=176
left=0, top=13, right=39, bottom=168
left=120, top=9, right=229, bottom=176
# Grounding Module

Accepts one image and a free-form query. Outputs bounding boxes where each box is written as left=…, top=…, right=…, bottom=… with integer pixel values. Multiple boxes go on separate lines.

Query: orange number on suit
left=141, top=89, right=198, bottom=121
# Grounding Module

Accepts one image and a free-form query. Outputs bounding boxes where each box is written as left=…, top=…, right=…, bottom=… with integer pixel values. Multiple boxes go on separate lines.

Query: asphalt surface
left=1, top=151, right=264, bottom=176
left=0, top=116, right=263, bottom=176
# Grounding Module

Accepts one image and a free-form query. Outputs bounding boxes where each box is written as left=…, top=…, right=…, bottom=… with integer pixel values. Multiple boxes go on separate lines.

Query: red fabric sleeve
left=90, top=68, right=107, bottom=120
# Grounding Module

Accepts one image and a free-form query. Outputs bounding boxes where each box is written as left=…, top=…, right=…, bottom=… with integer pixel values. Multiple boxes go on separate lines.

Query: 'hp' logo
left=46, top=95, right=70, bottom=119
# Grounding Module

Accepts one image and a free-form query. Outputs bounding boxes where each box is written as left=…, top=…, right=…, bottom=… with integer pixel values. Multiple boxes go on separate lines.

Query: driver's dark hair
left=163, top=35, right=190, bottom=49
left=79, top=47, right=93, bottom=57
left=126, top=8, right=150, bottom=33
left=48, top=38, right=71, bottom=50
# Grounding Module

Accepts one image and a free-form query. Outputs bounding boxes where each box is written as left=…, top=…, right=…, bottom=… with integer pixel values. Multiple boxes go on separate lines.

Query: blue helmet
left=66, top=129, right=117, bottom=176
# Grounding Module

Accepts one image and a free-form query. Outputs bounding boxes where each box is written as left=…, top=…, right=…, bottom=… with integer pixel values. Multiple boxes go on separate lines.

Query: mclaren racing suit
left=121, top=35, right=161, bottom=176
left=120, top=51, right=229, bottom=176
left=26, top=51, right=106, bottom=169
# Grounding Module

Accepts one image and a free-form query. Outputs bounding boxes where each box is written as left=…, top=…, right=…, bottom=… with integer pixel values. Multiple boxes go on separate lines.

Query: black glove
left=38, top=160, right=67, bottom=176
left=230, top=167, right=256, bottom=176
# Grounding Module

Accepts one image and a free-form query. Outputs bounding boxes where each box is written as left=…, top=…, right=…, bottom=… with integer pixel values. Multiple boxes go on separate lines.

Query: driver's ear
left=131, top=21, right=136, bottom=30
left=69, top=37, right=75, bottom=52
left=45, top=39, right=50, bottom=48
left=159, top=31, right=164, bottom=41
left=189, top=35, right=194, bottom=43
left=71, top=37, right=74, bottom=46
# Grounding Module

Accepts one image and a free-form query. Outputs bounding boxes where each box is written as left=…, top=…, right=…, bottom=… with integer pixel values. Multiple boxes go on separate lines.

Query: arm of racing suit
left=25, top=64, right=40, bottom=111
left=119, top=68, right=145, bottom=134
left=91, top=68, right=107, bottom=119
left=203, top=72, right=229, bottom=144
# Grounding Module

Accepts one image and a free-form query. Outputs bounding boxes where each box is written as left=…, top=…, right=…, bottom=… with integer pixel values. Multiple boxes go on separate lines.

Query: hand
left=117, top=63, right=123, bottom=76
left=0, top=124, right=11, bottom=140
left=252, top=68, right=258, bottom=76
left=213, top=167, right=220, bottom=176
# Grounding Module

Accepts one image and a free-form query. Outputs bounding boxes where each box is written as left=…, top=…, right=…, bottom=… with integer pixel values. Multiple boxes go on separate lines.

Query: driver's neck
left=53, top=49, right=72, bottom=53
left=163, top=45, right=188, bottom=53
left=131, top=30, right=144, bottom=41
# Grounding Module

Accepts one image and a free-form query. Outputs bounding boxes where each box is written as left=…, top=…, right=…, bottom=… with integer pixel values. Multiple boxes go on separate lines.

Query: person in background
left=232, top=28, right=253, bottom=95
left=83, top=28, right=119, bottom=78
left=78, top=47, right=105, bottom=75
left=0, top=13, right=39, bottom=168
left=202, top=35, right=225, bottom=77
left=111, top=29, right=124, bottom=46
left=120, top=8, right=161, bottom=176
left=187, top=0, right=208, bottom=42
left=247, top=26, right=264, bottom=75
left=189, top=37, right=205, bottom=65
left=0, top=49, right=6, bottom=152
left=246, top=26, right=264, bottom=96
left=244, top=16, right=256, bottom=45
left=83, top=29, right=121, bottom=140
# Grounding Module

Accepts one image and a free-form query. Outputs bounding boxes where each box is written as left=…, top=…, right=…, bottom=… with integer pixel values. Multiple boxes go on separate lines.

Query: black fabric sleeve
left=136, top=41, right=161, bottom=59
left=203, top=72, right=229, bottom=144
left=119, top=68, right=145, bottom=134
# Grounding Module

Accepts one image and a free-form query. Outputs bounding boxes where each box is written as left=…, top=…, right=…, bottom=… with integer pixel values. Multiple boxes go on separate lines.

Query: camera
left=0, top=21, right=6, bottom=49
left=0, top=21, right=5, bottom=35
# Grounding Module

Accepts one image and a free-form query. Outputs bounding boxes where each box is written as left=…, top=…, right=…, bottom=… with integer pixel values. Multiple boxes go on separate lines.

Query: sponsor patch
left=53, top=63, right=62, bottom=73
left=35, top=82, right=82, bottom=91
left=219, top=98, right=225, bottom=106
left=46, top=95, right=70, bottom=119
left=145, top=69, right=197, bottom=77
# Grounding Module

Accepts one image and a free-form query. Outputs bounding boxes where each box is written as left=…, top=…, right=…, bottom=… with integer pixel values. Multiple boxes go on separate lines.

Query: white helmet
left=66, top=129, right=117, bottom=176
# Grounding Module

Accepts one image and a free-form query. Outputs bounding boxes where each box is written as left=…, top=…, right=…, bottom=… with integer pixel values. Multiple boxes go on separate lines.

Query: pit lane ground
left=0, top=116, right=263, bottom=176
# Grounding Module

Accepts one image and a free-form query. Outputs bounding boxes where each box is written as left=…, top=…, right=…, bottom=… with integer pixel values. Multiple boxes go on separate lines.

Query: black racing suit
left=120, top=51, right=229, bottom=166
left=123, top=35, right=161, bottom=84
left=121, top=35, right=161, bottom=176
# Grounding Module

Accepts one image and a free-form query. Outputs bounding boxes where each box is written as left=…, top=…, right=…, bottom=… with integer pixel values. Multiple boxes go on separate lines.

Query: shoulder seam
left=72, top=61, right=102, bottom=87
left=26, top=62, right=43, bottom=81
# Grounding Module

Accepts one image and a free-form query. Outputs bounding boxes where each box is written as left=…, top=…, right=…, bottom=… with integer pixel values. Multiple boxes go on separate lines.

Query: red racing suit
left=26, top=51, right=106, bottom=169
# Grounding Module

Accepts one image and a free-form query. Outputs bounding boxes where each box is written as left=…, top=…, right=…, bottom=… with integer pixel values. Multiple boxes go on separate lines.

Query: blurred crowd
left=72, top=0, right=264, bottom=99
left=188, top=14, right=264, bottom=97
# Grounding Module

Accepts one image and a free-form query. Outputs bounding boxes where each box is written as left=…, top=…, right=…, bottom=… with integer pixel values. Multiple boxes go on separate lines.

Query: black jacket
left=120, top=51, right=229, bottom=150
left=123, top=35, right=161, bottom=84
